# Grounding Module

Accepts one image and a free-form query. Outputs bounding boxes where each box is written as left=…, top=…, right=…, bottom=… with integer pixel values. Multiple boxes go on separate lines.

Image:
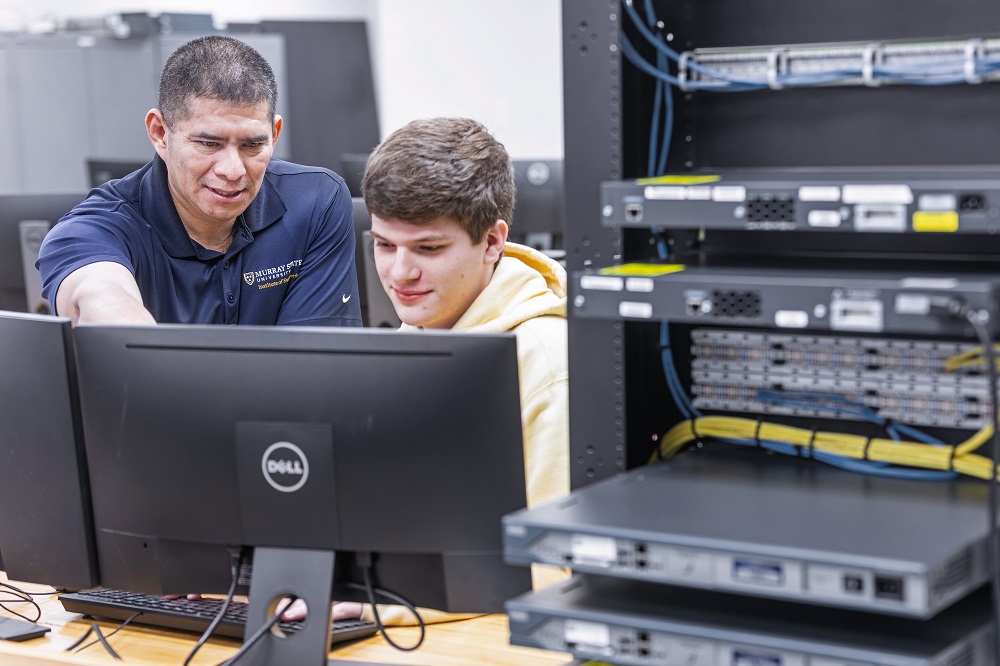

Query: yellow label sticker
left=912, top=211, right=959, bottom=232
left=599, top=263, right=685, bottom=276
left=635, top=175, right=722, bottom=185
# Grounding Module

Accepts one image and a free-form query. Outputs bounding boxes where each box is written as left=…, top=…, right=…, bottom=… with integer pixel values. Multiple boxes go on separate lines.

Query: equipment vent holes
left=711, top=290, right=762, bottom=318
left=747, top=195, right=795, bottom=222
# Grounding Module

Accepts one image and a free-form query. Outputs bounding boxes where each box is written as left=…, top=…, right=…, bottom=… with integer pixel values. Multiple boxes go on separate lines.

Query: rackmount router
left=602, top=166, right=1000, bottom=234
left=507, top=575, right=995, bottom=666
left=572, top=265, right=1000, bottom=336
left=503, top=450, right=991, bottom=619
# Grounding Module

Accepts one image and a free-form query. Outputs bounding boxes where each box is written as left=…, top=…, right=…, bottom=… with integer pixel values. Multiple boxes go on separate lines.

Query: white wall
left=0, top=0, right=564, bottom=159
left=371, top=0, right=563, bottom=158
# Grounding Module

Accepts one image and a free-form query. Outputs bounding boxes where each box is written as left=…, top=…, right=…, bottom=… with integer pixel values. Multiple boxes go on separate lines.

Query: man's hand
left=276, top=598, right=364, bottom=622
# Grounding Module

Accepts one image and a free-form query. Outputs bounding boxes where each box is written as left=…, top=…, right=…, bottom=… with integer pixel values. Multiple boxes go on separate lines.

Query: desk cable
left=65, top=611, right=141, bottom=660
left=346, top=551, right=425, bottom=652
left=183, top=550, right=244, bottom=666
left=213, top=595, right=297, bottom=666
left=0, top=581, right=43, bottom=623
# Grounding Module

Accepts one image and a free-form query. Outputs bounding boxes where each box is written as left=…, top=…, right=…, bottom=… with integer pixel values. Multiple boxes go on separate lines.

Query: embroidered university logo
left=243, top=272, right=255, bottom=286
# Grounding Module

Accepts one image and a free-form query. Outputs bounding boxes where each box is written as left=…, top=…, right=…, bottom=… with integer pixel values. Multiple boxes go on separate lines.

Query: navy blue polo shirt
left=37, top=156, right=362, bottom=326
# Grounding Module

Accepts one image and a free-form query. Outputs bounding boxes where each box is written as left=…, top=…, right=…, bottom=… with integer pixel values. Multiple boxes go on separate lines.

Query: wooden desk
left=0, top=577, right=567, bottom=665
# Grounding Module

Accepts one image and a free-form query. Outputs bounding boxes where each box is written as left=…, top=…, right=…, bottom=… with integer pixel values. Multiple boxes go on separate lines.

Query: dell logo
left=261, top=441, right=309, bottom=493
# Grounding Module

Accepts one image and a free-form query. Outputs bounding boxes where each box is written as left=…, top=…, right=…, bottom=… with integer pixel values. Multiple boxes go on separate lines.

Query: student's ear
left=484, top=220, right=509, bottom=264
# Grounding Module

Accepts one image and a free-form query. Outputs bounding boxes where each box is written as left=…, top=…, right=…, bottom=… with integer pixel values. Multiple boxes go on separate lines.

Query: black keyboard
left=59, top=588, right=378, bottom=646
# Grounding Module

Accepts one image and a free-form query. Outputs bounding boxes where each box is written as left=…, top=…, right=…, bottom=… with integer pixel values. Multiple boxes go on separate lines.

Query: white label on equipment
left=712, top=185, right=746, bottom=202
left=775, top=310, right=809, bottom=328
left=894, top=293, right=931, bottom=315
left=619, top=301, right=653, bottom=319
left=626, top=277, right=655, bottom=292
left=807, top=210, right=842, bottom=227
left=570, top=534, right=617, bottom=566
left=644, top=185, right=687, bottom=200
left=842, top=184, right=913, bottom=204
left=564, top=620, right=611, bottom=648
left=687, top=186, right=712, bottom=200
left=900, top=277, right=959, bottom=289
left=580, top=275, right=624, bottom=291
left=918, top=194, right=957, bottom=211
left=799, top=185, right=841, bottom=202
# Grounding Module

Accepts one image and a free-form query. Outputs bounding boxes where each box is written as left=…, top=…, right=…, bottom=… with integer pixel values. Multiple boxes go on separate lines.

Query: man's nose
left=214, top=145, right=247, bottom=181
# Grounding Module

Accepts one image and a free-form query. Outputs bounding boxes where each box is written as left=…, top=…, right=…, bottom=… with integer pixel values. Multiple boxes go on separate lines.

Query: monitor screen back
left=73, top=324, right=529, bottom=610
left=0, top=193, right=85, bottom=313
left=0, top=312, right=98, bottom=589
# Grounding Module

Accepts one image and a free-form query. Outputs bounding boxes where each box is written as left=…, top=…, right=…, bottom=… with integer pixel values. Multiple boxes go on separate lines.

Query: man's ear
left=146, top=109, right=169, bottom=162
left=484, top=220, right=509, bottom=264
left=272, top=114, right=283, bottom=147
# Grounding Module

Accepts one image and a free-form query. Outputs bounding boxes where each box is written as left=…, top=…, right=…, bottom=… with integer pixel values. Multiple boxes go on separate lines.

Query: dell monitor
left=351, top=197, right=401, bottom=329
left=0, top=193, right=85, bottom=314
left=86, top=158, right=148, bottom=188
left=340, top=153, right=369, bottom=198
left=72, top=324, right=531, bottom=664
left=511, top=159, right=565, bottom=249
left=0, top=312, right=98, bottom=590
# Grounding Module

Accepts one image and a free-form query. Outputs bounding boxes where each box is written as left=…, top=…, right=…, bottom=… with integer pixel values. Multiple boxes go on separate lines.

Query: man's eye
left=375, top=241, right=393, bottom=249
left=199, top=141, right=218, bottom=148
left=245, top=142, right=265, bottom=149
left=420, top=246, right=443, bottom=253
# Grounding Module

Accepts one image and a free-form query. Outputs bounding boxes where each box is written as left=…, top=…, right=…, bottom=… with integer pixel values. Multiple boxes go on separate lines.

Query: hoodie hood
left=401, top=242, right=566, bottom=334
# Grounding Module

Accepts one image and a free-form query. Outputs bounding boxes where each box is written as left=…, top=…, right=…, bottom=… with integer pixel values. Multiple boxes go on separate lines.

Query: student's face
left=371, top=215, right=506, bottom=329
left=146, top=97, right=281, bottom=230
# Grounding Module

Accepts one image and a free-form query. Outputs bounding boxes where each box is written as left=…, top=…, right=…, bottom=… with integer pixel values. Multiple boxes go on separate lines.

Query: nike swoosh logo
left=342, top=294, right=352, bottom=303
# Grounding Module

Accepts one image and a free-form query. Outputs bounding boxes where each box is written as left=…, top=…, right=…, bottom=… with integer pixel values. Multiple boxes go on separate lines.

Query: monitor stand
left=242, top=547, right=338, bottom=666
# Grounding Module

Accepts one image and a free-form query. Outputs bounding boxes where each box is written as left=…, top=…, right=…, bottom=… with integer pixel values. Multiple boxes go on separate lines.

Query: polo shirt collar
left=142, top=155, right=288, bottom=259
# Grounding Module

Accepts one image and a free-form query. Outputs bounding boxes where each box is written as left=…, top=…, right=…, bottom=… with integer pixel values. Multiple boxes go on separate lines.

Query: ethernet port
left=624, top=202, right=644, bottom=223
left=874, top=575, right=905, bottom=602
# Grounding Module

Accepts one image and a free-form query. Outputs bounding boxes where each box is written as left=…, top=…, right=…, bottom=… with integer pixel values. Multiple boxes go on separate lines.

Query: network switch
left=507, top=575, right=995, bottom=666
left=572, top=265, right=1000, bottom=336
left=601, top=166, right=1000, bottom=234
left=503, top=449, right=991, bottom=618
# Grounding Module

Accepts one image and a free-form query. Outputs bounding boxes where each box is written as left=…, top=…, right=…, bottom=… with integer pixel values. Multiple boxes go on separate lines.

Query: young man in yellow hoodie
left=362, top=116, right=569, bottom=513
left=282, top=117, right=568, bottom=627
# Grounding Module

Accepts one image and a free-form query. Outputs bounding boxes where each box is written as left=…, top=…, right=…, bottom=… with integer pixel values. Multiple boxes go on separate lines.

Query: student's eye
left=374, top=241, right=394, bottom=250
left=419, top=245, right=444, bottom=253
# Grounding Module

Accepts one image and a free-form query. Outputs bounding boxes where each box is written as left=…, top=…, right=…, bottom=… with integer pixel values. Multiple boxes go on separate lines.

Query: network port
left=874, top=575, right=905, bottom=602
left=624, top=202, right=644, bottom=223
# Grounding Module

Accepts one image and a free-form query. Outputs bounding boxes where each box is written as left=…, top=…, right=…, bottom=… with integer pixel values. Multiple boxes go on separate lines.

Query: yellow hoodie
left=447, top=242, right=569, bottom=509
left=364, top=243, right=570, bottom=626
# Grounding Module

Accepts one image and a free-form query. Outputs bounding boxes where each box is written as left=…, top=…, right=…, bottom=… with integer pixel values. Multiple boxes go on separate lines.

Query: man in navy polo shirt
left=37, top=35, right=361, bottom=327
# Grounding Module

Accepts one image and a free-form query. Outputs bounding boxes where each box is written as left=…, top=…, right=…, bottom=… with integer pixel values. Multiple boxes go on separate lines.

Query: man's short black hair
left=158, top=35, right=278, bottom=127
